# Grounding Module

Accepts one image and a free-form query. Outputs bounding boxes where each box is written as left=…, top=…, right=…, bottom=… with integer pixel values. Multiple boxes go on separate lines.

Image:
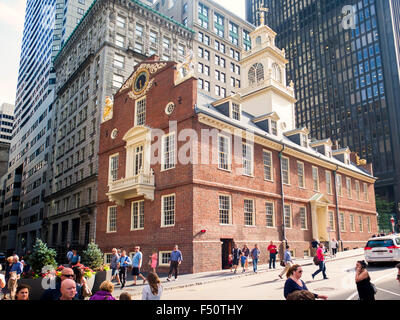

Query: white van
left=364, top=235, right=400, bottom=265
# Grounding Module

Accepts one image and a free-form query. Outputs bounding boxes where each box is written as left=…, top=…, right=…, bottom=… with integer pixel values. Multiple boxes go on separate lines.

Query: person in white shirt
left=330, top=238, right=338, bottom=257
left=142, top=272, right=163, bottom=300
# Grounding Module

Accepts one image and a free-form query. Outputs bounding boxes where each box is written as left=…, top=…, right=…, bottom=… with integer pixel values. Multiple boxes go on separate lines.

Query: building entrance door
left=221, top=239, right=233, bottom=269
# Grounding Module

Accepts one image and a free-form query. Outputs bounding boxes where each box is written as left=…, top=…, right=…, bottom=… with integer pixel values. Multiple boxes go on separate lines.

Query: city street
left=122, top=256, right=399, bottom=300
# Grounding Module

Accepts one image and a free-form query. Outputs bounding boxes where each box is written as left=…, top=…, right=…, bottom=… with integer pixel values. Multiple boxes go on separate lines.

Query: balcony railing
left=107, top=169, right=155, bottom=206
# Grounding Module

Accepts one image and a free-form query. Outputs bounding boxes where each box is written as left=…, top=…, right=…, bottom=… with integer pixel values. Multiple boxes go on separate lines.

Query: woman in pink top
left=149, top=249, right=158, bottom=273
left=311, top=243, right=328, bottom=280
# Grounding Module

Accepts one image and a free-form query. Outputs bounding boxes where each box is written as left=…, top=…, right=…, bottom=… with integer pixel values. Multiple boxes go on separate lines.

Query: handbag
left=280, top=260, right=285, bottom=267
left=313, top=255, right=320, bottom=266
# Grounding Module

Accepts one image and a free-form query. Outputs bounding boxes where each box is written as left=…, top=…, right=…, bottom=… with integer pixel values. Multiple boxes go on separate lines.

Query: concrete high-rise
left=246, top=0, right=400, bottom=224
left=0, top=0, right=95, bottom=255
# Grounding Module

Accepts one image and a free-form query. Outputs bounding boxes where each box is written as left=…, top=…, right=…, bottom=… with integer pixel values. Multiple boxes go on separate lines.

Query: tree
left=28, top=238, right=58, bottom=274
left=376, top=195, right=395, bottom=232
left=81, top=242, right=104, bottom=270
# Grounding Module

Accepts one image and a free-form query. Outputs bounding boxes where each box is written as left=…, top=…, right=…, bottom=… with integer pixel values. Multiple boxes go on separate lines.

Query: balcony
left=106, top=169, right=155, bottom=206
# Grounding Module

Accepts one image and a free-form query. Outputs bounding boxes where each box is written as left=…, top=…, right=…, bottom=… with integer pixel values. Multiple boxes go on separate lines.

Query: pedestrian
left=311, top=238, right=319, bottom=257
left=70, top=249, right=80, bottom=267
left=228, top=254, right=233, bottom=272
left=240, top=251, right=247, bottom=273
left=279, top=245, right=293, bottom=279
left=242, top=244, right=250, bottom=270
left=232, top=244, right=241, bottom=274
left=10, top=255, right=23, bottom=276
left=312, top=242, right=328, bottom=280
left=72, top=266, right=92, bottom=299
left=251, top=244, right=260, bottom=273
left=59, top=279, right=77, bottom=301
left=396, top=263, right=400, bottom=284
left=119, top=292, right=132, bottom=300
left=15, top=284, right=31, bottom=300
left=66, top=248, right=73, bottom=265
left=330, top=238, right=338, bottom=257
left=149, top=249, right=158, bottom=273
left=89, top=281, right=116, bottom=300
left=355, top=260, right=375, bottom=301
left=2, top=257, right=13, bottom=296
left=284, top=264, right=328, bottom=300
left=267, top=241, right=278, bottom=269
left=117, top=250, right=132, bottom=289
left=142, top=272, right=163, bottom=300
left=40, top=267, right=80, bottom=300
left=110, top=248, right=121, bottom=285
left=131, top=246, right=147, bottom=285
left=167, top=245, right=183, bottom=282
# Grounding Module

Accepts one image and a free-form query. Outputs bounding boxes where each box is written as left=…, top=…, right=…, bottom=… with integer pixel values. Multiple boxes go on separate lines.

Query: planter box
left=86, top=274, right=95, bottom=291
left=19, top=278, right=46, bottom=301
left=92, top=270, right=112, bottom=294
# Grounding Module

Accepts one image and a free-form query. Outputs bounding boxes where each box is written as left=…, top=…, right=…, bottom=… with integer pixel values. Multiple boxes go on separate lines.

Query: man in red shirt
left=312, top=243, right=328, bottom=280
left=267, top=241, right=278, bottom=269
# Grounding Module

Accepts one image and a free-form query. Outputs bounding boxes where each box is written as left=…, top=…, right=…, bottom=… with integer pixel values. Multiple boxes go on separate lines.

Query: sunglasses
left=297, top=270, right=303, bottom=273
left=62, top=274, right=75, bottom=278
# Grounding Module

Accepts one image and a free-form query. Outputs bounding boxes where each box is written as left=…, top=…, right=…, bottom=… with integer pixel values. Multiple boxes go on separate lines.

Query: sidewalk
left=112, top=248, right=365, bottom=298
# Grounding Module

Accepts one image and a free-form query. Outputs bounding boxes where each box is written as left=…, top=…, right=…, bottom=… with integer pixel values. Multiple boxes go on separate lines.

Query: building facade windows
left=263, top=150, right=273, bottom=181
left=281, top=156, right=290, bottom=185
left=219, top=195, right=231, bottom=225
left=109, top=154, right=119, bottom=182
left=218, top=135, right=230, bottom=171
left=244, top=199, right=255, bottom=226
left=162, top=132, right=176, bottom=171
left=161, top=194, right=175, bottom=227
left=300, top=207, right=307, bottom=230
left=107, top=206, right=117, bottom=233
left=135, top=97, right=146, bottom=126
left=265, top=202, right=274, bottom=227
left=131, top=200, right=144, bottom=230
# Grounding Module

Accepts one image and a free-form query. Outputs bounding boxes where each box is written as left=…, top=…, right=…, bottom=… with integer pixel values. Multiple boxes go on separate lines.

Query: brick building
left=96, top=24, right=378, bottom=274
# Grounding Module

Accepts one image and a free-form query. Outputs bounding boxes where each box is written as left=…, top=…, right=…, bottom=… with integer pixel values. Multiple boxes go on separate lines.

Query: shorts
left=131, top=267, right=140, bottom=276
left=233, top=258, right=239, bottom=266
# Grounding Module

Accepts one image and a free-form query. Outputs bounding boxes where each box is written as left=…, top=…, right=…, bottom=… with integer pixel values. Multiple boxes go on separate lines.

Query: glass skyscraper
left=0, top=0, right=94, bottom=255
left=246, top=0, right=400, bottom=218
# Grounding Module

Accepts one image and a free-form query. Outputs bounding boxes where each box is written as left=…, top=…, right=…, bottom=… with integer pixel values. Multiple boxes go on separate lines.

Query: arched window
left=256, top=36, right=261, bottom=45
left=248, top=66, right=256, bottom=84
left=249, top=63, right=264, bottom=84
left=256, top=63, right=264, bottom=82
left=272, top=63, right=282, bottom=82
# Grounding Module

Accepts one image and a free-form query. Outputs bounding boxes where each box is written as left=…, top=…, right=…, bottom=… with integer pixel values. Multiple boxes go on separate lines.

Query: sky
left=0, top=0, right=245, bottom=106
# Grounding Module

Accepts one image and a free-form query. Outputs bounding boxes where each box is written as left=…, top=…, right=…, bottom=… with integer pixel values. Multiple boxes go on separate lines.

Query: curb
left=118, top=250, right=365, bottom=297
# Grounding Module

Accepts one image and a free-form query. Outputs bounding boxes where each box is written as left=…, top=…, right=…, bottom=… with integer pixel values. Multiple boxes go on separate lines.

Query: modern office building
left=0, top=103, right=15, bottom=144
left=246, top=0, right=400, bottom=225
left=43, top=0, right=193, bottom=255
left=154, top=0, right=255, bottom=100
left=96, top=24, right=377, bottom=274
left=0, top=0, right=95, bottom=255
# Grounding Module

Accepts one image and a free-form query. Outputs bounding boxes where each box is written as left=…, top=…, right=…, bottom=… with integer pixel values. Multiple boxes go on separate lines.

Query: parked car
left=364, top=235, right=400, bottom=265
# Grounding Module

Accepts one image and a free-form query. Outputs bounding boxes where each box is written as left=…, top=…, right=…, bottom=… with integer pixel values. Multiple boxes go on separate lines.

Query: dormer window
left=256, top=36, right=261, bottom=45
left=301, top=133, right=308, bottom=148
left=231, top=102, right=241, bottom=120
left=271, top=120, right=277, bottom=136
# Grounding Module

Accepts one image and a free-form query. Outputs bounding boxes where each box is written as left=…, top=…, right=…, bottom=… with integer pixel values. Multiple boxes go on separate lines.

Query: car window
left=396, top=238, right=400, bottom=246
left=366, top=240, right=394, bottom=247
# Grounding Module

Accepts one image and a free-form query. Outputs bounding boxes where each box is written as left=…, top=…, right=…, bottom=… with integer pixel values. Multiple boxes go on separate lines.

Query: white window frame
left=135, top=96, right=146, bottom=126
left=263, top=150, right=273, bottom=181
left=107, top=206, right=117, bottom=233
left=218, top=134, right=231, bottom=171
left=355, top=181, right=360, bottom=201
left=326, top=171, right=332, bottom=195
left=363, top=183, right=368, bottom=201
left=116, top=16, right=126, bottom=28
left=265, top=202, right=275, bottom=227
left=244, top=199, right=255, bottom=226
left=161, top=194, right=175, bottom=228
left=297, top=161, right=305, bottom=188
left=219, top=194, right=232, bottom=225
left=340, top=212, right=345, bottom=232
left=367, top=216, right=372, bottom=233
left=281, top=156, right=290, bottom=185
left=114, top=53, right=125, bottom=68
left=108, top=153, right=119, bottom=183
left=346, top=177, right=352, bottom=199
left=312, top=166, right=319, bottom=191
left=358, top=216, right=363, bottom=232
left=336, top=174, right=342, bottom=197
left=161, top=132, right=176, bottom=171
left=158, top=251, right=172, bottom=267
left=231, top=102, right=241, bottom=121
left=131, top=200, right=144, bottom=231
left=299, top=207, right=307, bottom=230
left=284, top=204, right=292, bottom=229
left=350, top=214, right=355, bottom=232
left=328, top=211, right=336, bottom=231
left=242, top=142, right=254, bottom=177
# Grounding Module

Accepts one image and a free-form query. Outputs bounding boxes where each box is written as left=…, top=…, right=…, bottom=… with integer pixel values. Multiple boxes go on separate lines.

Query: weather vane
left=257, top=6, right=269, bottom=26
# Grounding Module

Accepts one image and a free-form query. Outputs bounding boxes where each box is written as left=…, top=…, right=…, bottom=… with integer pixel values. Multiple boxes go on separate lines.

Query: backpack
left=313, top=255, right=320, bottom=265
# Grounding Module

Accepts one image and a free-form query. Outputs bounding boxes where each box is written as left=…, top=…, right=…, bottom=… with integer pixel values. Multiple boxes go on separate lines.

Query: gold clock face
left=132, top=69, right=150, bottom=95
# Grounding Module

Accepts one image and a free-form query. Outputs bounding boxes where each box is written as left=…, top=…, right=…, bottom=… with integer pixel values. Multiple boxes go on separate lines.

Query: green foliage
left=376, top=195, right=395, bottom=232
left=81, top=242, right=104, bottom=270
left=28, top=238, right=58, bottom=274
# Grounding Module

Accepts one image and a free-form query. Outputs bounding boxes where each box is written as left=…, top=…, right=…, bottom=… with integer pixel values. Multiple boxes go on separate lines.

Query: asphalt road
left=157, top=256, right=399, bottom=300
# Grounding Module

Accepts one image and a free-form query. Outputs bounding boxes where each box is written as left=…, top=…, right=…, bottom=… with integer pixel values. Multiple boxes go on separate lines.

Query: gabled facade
left=96, top=23, right=378, bottom=274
